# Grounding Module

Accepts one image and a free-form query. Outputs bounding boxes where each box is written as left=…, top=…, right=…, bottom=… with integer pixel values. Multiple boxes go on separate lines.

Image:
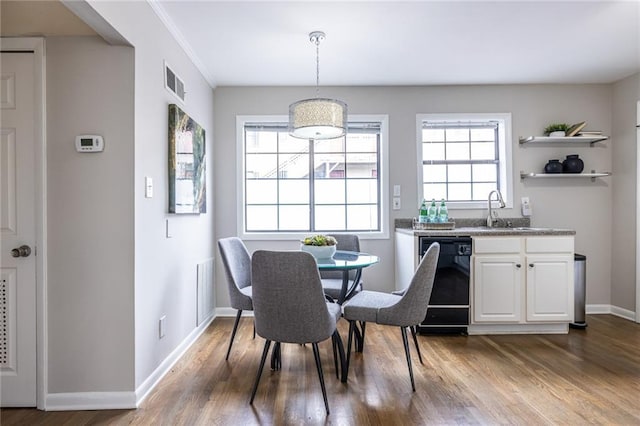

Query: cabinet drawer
left=525, top=237, right=574, bottom=253
left=473, top=237, right=521, bottom=254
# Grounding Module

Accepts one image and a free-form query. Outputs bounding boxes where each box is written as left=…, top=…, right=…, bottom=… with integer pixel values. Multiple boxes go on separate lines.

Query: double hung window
left=417, top=113, right=512, bottom=209
left=239, top=116, right=388, bottom=237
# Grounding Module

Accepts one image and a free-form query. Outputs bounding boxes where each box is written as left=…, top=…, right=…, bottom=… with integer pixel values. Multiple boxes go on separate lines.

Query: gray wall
left=611, top=72, right=640, bottom=312
left=46, top=36, right=135, bottom=392
left=87, top=0, right=216, bottom=389
left=214, top=84, right=614, bottom=308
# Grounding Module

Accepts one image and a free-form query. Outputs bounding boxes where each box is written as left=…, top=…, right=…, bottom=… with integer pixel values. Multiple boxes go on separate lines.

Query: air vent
left=164, top=61, right=185, bottom=103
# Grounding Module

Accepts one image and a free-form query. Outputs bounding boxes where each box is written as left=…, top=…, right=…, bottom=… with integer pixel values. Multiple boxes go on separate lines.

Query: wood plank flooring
left=2, top=314, right=639, bottom=425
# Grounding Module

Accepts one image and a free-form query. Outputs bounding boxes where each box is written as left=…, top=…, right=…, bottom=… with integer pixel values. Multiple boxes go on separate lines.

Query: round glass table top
left=315, top=250, right=380, bottom=270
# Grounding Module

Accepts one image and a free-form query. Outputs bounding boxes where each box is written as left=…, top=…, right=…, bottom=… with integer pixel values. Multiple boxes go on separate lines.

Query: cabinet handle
left=529, top=263, right=534, bottom=267
left=515, top=264, right=521, bottom=268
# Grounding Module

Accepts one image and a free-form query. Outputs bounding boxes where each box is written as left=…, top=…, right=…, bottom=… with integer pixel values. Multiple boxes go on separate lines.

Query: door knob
left=11, top=245, right=31, bottom=258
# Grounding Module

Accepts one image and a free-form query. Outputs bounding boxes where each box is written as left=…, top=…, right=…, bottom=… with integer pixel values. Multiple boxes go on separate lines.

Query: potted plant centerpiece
left=301, top=234, right=338, bottom=259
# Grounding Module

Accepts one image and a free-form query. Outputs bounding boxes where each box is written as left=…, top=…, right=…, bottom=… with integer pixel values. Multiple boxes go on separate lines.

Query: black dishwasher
left=418, top=236, right=471, bottom=334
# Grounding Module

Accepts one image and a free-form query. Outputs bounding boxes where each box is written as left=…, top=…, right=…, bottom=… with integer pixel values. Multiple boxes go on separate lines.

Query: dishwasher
left=417, top=236, right=471, bottom=334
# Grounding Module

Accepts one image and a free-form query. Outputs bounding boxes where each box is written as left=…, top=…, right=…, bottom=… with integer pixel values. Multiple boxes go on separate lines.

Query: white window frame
left=416, top=113, right=513, bottom=209
left=236, top=114, right=389, bottom=240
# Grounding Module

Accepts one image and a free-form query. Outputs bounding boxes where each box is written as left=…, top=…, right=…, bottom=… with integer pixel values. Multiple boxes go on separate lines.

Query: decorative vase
left=300, top=244, right=336, bottom=259
left=562, top=154, right=584, bottom=173
left=544, top=159, right=563, bottom=174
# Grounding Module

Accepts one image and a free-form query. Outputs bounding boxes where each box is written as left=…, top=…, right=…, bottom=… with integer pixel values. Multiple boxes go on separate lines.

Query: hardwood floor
left=2, top=314, right=639, bottom=425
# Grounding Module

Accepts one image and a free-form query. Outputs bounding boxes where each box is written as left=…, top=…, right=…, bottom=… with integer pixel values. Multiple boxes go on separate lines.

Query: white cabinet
left=472, top=236, right=574, bottom=326
left=473, top=255, right=522, bottom=322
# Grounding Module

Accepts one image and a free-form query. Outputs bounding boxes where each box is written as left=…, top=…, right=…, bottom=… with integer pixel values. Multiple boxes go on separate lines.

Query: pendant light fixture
left=289, top=31, right=347, bottom=140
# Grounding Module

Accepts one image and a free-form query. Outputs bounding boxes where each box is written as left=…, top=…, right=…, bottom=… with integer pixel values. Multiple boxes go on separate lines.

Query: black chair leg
left=401, top=327, right=416, bottom=392
left=312, top=342, right=330, bottom=415
left=250, top=340, right=272, bottom=405
left=346, top=320, right=355, bottom=378
left=270, top=341, right=281, bottom=371
left=357, top=321, right=367, bottom=352
left=410, top=325, right=423, bottom=365
left=331, top=334, right=339, bottom=379
left=332, top=330, right=347, bottom=383
left=225, top=310, right=242, bottom=360
left=253, top=320, right=256, bottom=339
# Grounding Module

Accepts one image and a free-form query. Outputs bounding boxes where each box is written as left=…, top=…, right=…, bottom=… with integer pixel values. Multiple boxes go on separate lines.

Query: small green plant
left=543, top=123, right=569, bottom=136
left=302, top=235, right=337, bottom=246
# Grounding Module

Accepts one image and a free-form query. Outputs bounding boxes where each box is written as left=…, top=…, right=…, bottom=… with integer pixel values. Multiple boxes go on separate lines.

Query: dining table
left=315, top=250, right=380, bottom=305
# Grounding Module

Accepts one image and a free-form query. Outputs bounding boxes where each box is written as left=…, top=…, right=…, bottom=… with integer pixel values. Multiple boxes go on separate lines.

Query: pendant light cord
left=315, top=36, right=320, bottom=97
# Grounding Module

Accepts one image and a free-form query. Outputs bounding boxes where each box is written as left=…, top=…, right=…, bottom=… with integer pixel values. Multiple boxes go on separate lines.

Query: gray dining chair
left=320, top=234, right=361, bottom=301
left=342, top=242, right=440, bottom=391
left=249, top=250, right=344, bottom=415
left=217, top=237, right=253, bottom=361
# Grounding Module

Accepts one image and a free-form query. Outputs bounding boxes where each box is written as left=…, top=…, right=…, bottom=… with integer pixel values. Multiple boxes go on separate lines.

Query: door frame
left=637, top=100, right=640, bottom=323
left=1, top=37, right=47, bottom=409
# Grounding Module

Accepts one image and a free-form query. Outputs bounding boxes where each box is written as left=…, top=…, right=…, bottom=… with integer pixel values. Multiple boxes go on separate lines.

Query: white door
left=525, top=255, right=574, bottom=322
left=0, top=51, right=37, bottom=406
left=473, top=255, right=523, bottom=323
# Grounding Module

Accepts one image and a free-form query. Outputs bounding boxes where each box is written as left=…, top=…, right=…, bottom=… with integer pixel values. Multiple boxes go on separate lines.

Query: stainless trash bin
left=571, top=254, right=587, bottom=329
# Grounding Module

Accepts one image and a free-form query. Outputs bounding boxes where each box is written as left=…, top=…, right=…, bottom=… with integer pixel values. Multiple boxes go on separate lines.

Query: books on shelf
left=577, top=130, right=603, bottom=136
left=566, top=121, right=587, bottom=137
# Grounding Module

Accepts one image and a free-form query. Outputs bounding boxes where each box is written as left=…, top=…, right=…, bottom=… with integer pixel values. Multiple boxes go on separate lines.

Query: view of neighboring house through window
left=241, top=117, right=386, bottom=234
left=418, top=113, right=512, bottom=208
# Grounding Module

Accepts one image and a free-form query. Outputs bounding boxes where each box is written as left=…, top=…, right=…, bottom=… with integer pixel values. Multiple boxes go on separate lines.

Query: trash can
left=571, top=253, right=587, bottom=329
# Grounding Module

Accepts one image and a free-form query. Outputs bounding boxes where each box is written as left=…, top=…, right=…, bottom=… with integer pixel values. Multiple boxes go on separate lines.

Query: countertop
left=394, top=217, right=576, bottom=237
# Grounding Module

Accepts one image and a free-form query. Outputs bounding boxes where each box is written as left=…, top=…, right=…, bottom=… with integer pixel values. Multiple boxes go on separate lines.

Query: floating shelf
left=520, top=171, right=612, bottom=182
left=519, top=135, right=609, bottom=145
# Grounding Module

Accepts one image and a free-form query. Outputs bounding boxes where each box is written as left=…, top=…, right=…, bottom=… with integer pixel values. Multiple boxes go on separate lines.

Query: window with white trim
left=239, top=116, right=388, bottom=237
left=417, top=113, right=512, bottom=209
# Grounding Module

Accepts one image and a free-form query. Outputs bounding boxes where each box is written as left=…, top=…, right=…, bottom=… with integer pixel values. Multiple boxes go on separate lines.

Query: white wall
left=87, top=1, right=216, bottom=389
left=46, top=36, right=135, bottom=392
left=214, top=84, right=613, bottom=307
left=611, top=72, right=640, bottom=312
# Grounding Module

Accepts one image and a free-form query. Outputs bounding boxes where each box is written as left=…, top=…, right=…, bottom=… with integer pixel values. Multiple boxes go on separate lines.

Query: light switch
left=145, top=177, right=153, bottom=198
left=393, top=185, right=401, bottom=197
left=521, top=197, right=532, bottom=217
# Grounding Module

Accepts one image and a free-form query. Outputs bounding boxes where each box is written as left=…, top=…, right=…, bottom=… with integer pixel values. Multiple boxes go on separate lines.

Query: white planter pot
left=300, top=244, right=336, bottom=259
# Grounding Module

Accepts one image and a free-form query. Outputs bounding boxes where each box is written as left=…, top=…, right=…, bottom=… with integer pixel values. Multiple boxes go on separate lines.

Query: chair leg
left=346, top=320, right=355, bottom=378
left=250, top=340, right=272, bottom=405
left=312, top=342, right=330, bottom=415
left=225, top=310, right=242, bottom=360
left=332, top=330, right=347, bottom=383
left=357, top=321, right=367, bottom=352
left=400, top=327, right=416, bottom=392
left=332, top=333, right=339, bottom=379
left=270, top=341, right=281, bottom=371
left=410, top=325, right=423, bottom=365
left=253, top=320, right=256, bottom=339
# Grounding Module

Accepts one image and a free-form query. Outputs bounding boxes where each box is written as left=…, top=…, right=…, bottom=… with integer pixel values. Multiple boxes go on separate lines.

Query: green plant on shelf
left=543, top=123, right=569, bottom=136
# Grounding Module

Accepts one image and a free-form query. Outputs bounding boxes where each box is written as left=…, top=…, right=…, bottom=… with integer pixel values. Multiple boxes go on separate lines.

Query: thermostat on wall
left=75, top=135, right=104, bottom=152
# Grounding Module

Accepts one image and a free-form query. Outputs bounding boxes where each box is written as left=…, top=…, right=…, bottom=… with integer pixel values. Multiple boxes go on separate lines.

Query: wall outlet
left=393, top=197, right=401, bottom=210
left=166, top=219, right=172, bottom=238
left=145, top=176, right=153, bottom=198
left=159, top=315, right=166, bottom=339
left=521, top=197, right=532, bottom=217
left=393, top=185, right=401, bottom=197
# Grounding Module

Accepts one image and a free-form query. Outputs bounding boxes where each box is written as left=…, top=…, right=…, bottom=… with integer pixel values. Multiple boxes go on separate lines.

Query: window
left=238, top=115, right=389, bottom=238
left=417, top=113, right=512, bottom=209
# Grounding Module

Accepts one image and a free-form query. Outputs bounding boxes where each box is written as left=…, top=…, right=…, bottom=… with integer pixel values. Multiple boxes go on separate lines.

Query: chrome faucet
left=486, top=190, right=506, bottom=227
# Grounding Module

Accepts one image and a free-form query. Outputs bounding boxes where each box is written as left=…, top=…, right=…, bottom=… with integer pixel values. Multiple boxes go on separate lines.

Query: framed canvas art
left=168, top=104, right=206, bottom=214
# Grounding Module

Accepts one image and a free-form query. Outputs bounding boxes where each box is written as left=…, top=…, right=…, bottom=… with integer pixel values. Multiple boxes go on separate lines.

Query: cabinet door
left=526, top=255, right=574, bottom=322
left=473, top=255, right=523, bottom=323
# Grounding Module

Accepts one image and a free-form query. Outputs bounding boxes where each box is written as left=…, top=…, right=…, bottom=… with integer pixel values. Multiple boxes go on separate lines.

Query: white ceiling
left=151, top=0, right=640, bottom=88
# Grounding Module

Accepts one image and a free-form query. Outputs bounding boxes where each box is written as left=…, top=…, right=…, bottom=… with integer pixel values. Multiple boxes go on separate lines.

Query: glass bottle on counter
left=427, top=199, right=438, bottom=223
left=438, top=199, right=449, bottom=223
left=419, top=199, right=428, bottom=223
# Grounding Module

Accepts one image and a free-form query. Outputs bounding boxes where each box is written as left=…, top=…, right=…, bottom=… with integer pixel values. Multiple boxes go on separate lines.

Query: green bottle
left=438, top=199, right=448, bottom=223
left=419, top=199, right=428, bottom=223
left=427, top=199, right=438, bottom=223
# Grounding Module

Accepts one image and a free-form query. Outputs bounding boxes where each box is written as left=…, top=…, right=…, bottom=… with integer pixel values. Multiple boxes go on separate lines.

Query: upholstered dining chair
left=217, top=237, right=253, bottom=361
left=249, top=250, right=344, bottom=415
left=320, top=234, right=361, bottom=301
left=342, top=242, right=440, bottom=391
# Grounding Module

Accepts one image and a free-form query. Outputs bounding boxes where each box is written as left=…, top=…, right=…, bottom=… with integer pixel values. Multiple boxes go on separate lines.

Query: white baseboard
left=45, top=314, right=215, bottom=411
left=135, top=313, right=215, bottom=406
left=586, top=304, right=637, bottom=322
left=215, top=307, right=254, bottom=317
left=45, top=391, right=136, bottom=411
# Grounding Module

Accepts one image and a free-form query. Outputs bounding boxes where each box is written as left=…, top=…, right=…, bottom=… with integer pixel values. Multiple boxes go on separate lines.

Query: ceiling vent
left=164, top=61, right=185, bottom=103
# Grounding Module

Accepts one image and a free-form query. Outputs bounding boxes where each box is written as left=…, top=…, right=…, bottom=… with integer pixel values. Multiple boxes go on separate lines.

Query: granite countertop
left=394, top=218, right=576, bottom=237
